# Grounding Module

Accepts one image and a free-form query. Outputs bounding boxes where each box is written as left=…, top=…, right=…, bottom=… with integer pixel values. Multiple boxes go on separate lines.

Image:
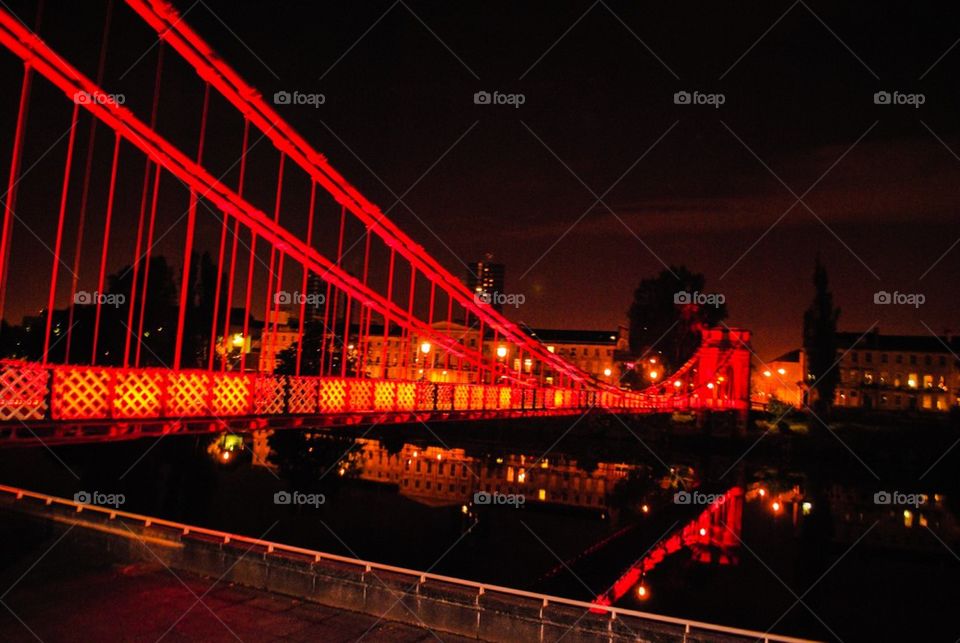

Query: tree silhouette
left=627, top=266, right=727, bottom=374
left=802, top=256, right=841, bottom=424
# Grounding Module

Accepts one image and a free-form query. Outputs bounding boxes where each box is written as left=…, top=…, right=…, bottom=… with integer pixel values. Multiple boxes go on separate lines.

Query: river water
left=0, top=422, right=956, bottom=642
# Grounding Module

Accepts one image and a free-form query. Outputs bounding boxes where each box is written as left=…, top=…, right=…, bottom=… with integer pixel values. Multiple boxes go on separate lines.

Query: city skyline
left=1, top=1, right=958, bottom=361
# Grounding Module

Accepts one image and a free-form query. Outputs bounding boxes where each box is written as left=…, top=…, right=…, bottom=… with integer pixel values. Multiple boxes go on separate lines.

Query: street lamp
left=496, top=345, right=507, bottom=359
left=420, top=341, right=432, bottom=355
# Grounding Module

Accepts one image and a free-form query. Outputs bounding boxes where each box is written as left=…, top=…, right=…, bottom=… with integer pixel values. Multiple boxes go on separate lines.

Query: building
left=257, top=310, right=300, bottom=373
left=465, top=258, right=505, bottom=312
left=526, top=327, right=628, bottom=382
left=303, top=273, right=327, bottom=323
left=833, top=331, right=960, bottom=412
left=753, top=349, right=805, bottom=408
left=355, top=438, right=633, bottom=510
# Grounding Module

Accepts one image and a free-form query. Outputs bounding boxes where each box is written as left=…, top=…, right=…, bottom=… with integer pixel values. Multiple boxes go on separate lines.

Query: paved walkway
left=0, top=546, right=473, bottom=642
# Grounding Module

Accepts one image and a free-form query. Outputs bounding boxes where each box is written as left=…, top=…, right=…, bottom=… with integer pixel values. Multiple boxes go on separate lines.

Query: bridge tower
left=694, top=328, right=751, bottom=434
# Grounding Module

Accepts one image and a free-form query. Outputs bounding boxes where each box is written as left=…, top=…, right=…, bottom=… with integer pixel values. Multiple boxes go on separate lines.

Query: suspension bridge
left=0, top=1, right=751, bottom=446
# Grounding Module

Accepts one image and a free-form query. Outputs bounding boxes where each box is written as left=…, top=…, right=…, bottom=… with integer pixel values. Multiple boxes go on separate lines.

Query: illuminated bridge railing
left=0, top=359, right=742, bottom=428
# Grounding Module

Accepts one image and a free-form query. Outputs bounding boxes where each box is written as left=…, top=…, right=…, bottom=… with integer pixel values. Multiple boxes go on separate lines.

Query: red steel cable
left=42, top=102, right=80, bottom=365
left=0, top=64, right=32, bottom=326
left=91, top=133, right=121, bottom=364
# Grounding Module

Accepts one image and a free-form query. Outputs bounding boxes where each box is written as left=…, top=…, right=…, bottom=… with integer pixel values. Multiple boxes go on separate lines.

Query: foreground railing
left=0, top=483, right=814, bottom=643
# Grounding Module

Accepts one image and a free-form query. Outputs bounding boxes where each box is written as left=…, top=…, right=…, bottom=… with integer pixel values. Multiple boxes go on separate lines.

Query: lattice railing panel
left=348, top=380, right=373, bottom=412
left=454, top=385, right=469, bottom=410
left=254, top=376, right=285, bottom=415
left=484, top=386, right=498, bottom=410
left=436, top=384, right=453, bottom=410
left=470, top=386, right=485, bottom=410
left=287, top=377, right=318, bottom=414
left=114, top=371, right=164, bottom=418
left=396, top=382, right=415, bottom=411
left=0, top=362, right=48, bottom=421
left=167, top=373, right=210, bottom=417
left=374, top=381, right=396, bottom=411
left=415, top=382, right=434, bottom=411
left=319, top=379, right=347, bottom=413
left=52, top=367, right=112, bottom=420
left=212, top=374, right=251, bottom=416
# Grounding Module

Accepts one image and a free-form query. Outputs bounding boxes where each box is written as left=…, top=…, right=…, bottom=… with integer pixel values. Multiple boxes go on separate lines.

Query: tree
left=802, top=256, right=840, bottom=423
left=275, top=320, right=325, bottom=375
left=106, top=255, right=178, bottom=366
left=627, top=266, right=727, bottom=374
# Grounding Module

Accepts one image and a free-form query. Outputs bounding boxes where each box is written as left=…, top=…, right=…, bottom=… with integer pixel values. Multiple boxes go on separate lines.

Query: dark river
left=1, top=420, right=957, bottom=642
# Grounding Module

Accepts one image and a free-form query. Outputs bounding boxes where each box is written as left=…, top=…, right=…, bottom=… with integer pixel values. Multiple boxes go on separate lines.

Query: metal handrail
left=0, top=483, right=815, bottom=643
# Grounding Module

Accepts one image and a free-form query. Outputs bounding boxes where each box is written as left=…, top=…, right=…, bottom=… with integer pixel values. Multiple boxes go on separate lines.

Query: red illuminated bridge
left=0, top=2, right=750, bottom=445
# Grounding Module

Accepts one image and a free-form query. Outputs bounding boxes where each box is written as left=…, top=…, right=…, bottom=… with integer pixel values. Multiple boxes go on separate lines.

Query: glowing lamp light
left=436, top=453, right=442, bottom=461
left=699, top=527, right=707, bottom=537
left=338, top=467, right=346, bottom=476
left=461, top=504, right=468, bottom=514
left=641, top=504, right=650, bottom=514
left=420, top=341, right=432, bottom=355
left=758, top=488, right=766, bottom=497
left=802, top=501, right=813, bottom=515
left=763, top=370, right=772, bottom=377
left=603, top=368, right=612, bottom=377
left=496, top=345, right=508, bottom=359
left=706, top=382, right=715, bottom=390
left=908, top=378, right=917, bottom=388
left=636, top=584, right=650, bottom=600
left=777, top=368, right=787, bottom=375
left=221, top=450, right=231, bottom=461
left=772, top=501, right=781, bottom=513
left=231, top=333, right=244, bottom=347
left=518, top=471, right=526, bottom=483
left=649, top=370, right=659, bottom=380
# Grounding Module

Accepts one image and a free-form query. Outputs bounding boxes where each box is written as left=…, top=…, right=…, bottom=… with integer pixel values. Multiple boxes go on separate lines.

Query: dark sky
left=2, top=0, right=959, bottom=360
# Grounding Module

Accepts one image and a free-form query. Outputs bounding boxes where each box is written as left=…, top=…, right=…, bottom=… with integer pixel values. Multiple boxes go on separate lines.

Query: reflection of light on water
left=208, top=433, right=244, bottom=464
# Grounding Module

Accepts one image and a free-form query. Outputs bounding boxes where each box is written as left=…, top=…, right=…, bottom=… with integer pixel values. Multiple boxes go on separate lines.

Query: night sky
left=2, top=0, right=959, bottom=360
